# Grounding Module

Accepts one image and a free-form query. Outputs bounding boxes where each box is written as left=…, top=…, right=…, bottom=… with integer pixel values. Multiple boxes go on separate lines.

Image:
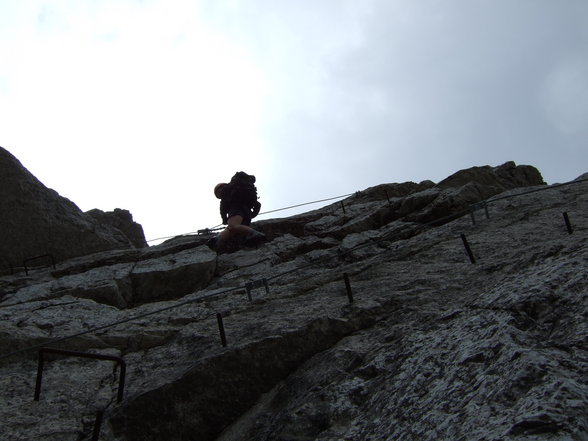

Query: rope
left=147, top=177, right=588, bottom=244
left=487, top=177, right=588, bottom=203
left=145, top=193, right=355, bottom=243
left=1, top=177, right=586, bottom=361
left=257, top=193, right=354, bottom=216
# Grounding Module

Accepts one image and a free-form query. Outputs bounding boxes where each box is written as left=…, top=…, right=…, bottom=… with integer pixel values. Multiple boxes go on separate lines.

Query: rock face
left=0, top=146, right=147, bottom=273
left=86, top=209, right=147, bottom=249
left=1, top=161, right=587, bottom=441
left=0, top=246, right=216, bottom=309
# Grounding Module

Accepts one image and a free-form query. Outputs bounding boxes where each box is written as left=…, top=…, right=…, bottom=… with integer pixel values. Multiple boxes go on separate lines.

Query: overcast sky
left=1, top=0, right=587, bottom=243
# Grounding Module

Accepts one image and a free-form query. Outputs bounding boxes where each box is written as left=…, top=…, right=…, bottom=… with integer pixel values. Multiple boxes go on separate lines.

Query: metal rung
left=34, top=348, right=126, bottom=403
left=23, top=254, right=56, bottom=275
left=245, top=278, right=270, bottom=300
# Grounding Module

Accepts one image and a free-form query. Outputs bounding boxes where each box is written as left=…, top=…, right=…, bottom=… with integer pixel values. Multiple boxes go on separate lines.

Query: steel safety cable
left=2, top=178, right=585, bottom=360
left=145, top=193, right=355, bottom=243
left=0, top=286, right=243, bottom=360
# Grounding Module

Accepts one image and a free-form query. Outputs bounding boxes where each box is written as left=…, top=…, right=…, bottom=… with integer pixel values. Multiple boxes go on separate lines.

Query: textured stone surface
left=86, top=209, right=148, bottom=249
left=256, top=161, right=546, bottom=240
left=1, top=246, right=216, bottom=309
left=129, top=246, right=217, bottom=306
left=0, top=162, right=586, bottom=441
left=0, top=146, right=147, bottom=272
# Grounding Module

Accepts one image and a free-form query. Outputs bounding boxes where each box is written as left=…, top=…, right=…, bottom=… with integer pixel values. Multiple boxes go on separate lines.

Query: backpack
left=225, top=171, right=258, bottom=207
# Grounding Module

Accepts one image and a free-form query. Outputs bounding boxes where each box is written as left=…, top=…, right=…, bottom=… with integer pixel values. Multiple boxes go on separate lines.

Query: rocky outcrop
left=0, top=147, right=147, bottom=273
left=0, top=247, right=216, bottom=310
left=86, top=209, right=147, bottom=249
left=1, top=161, right=586, bottom=441
left=437, top=160, right=544, bottom=189
left=257, top=161, right=545, bottom=239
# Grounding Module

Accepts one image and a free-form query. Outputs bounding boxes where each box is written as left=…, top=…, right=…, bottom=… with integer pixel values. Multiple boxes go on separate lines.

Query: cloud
left=261, top=0, right=588, bottom=186
left=1, top=0, right=587, bottom=240
left=540, top=58, right=588, bottom=136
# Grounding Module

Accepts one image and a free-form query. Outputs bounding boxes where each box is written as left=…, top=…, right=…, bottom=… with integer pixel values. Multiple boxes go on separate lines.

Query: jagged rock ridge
left=0, top=161, right=587, bottom=441
left=0, top=146, right=147, bottom=273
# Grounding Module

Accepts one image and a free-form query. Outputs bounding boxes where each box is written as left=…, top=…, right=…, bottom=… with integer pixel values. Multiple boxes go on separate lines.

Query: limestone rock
left=1, top=262, right=134, bottom=309
left=0, top=162, right=586, bottom=441
left=130, top=246, right=217, bottom=306
left=436, top=161, right=545, bottom=190
left=0, top=146, right=147, bottom=273
left=1, top=245, right=217, bottom=309
left=353, top=180, right=435, bottom=203
left=86, top=209, right=148, bottom=249
left=256, top=162, right=545, bottom=240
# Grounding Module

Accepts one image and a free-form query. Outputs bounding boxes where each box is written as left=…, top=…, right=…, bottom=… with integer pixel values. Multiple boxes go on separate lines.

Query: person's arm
left=220, top=200, right=228, bottom=224
left=251, top=200, right=261, bottom=218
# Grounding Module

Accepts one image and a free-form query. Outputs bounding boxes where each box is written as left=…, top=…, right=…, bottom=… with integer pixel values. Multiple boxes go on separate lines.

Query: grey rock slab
left=129, top=246, right=216, bottom=306
left=2, top=263, right=135, bottom=309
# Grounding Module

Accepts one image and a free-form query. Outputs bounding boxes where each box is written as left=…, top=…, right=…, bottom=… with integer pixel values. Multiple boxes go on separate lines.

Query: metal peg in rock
left=340, top=201, right=346, bottom=215
left=245, top=279, right=270, bottom=301
left=34, top=348, right=126, bottom=403
left=460, top=234, right=476, bottom=264
left=23, top=254, right=56, bottom=276
left=216, top=313, right=227, bottom=347
left=91, top=410, right=104, bottom=441
left=343, top=273, right=354, bottom=303
left=469, top=202, right=490, bottom=224
left=563, top=212, right=573, bottom=234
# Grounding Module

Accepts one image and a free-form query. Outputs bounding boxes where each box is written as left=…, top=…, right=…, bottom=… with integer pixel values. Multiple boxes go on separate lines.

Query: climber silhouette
left=210, top=171, right=266, bottom=253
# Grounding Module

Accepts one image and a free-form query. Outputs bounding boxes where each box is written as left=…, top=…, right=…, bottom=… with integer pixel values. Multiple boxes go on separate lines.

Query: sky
left=1, top=0, right=587, bottom=244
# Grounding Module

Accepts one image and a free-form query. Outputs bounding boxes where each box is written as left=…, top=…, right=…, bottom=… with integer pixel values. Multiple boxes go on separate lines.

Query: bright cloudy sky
left=1, top=0, right=587, bottom=244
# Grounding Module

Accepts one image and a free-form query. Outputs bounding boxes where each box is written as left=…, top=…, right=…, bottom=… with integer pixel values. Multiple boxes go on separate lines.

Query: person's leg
left=216, top=213, right=265, bottom=251
left=219, top=215, right=255, bottom=242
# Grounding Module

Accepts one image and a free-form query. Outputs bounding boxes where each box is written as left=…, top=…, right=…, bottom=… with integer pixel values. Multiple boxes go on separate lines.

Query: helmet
left=214, top=183, right=227, bottom=199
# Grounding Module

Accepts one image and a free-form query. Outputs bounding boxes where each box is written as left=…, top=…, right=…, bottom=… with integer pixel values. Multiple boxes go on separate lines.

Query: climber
left=209, top=171, right=266, bottom=253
